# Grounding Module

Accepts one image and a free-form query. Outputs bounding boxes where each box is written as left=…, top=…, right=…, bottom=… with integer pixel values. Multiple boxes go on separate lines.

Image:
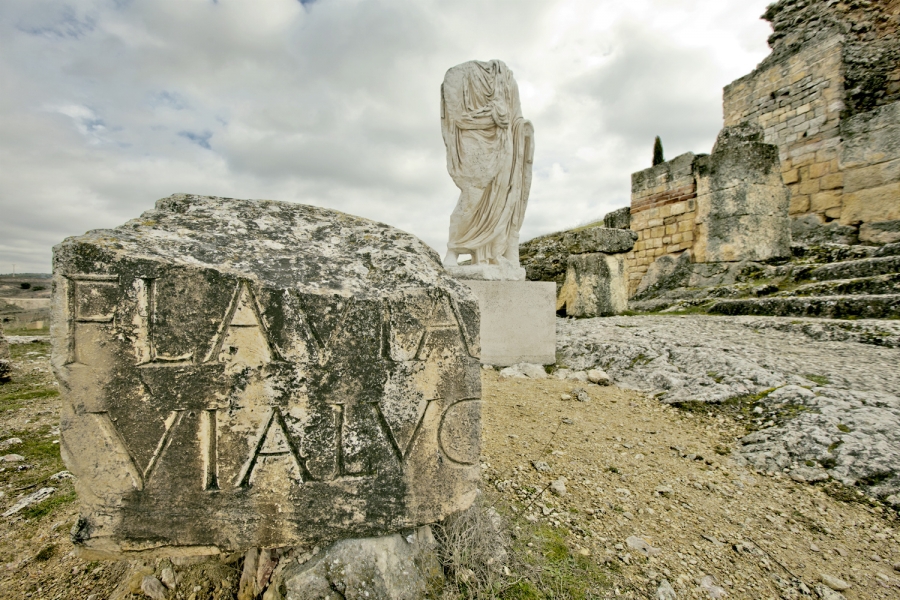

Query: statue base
left=459, top=280, right=556, bottom=366
left=445, top=262, right=526, bottom=281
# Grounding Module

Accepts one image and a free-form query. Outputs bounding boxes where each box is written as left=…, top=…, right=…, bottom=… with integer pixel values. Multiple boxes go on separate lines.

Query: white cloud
left=0, top=0, right=773, bottom=273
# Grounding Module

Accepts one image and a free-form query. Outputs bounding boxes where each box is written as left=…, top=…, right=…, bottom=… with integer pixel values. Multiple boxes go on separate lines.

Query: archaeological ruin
left=440, top=59, right=556, bottom=364
left=52, top=194, right=482, bottom=558
left=625, top=0, right=900, bottom=298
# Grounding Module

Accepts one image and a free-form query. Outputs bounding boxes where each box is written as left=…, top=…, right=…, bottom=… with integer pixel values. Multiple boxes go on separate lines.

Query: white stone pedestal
left=461, top=280, right=556, bottom=366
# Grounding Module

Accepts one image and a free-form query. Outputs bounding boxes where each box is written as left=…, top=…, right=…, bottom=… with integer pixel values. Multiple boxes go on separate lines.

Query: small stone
left=819, top=573, right=851, bottom=591
left=626, top=536, right=660, bottom=557
left=0, top=438, right=22, bottom=449
left=531, top=460, right=551, bottom=473
left=516, top=363, right=548, bottom=379
left=550, top=478, right=567, bottom=496
left=561, top=417, right=574, bottom=424
left=160, top=567, right=176, bottom=590
left=567, top=370, right=589, bottom=382
left=49, top=471, right=73, bottom=481
left=814, top=584, right=846, bottom=600
left=893, top=562, right=900, bottom=572
left=587, top=368, right=611, bottom=385
left=656, top=579, right=677, bottom=600
left=141, top=575, right=168, bottom=600
left=560, top=394, right=572, bottom=401
left=700, top=575, right=727, bottom=599
left=2, top=487, right=55, bottom=518
left=571, top=387, right=589, bottom=402
left=810, top=543, right=820, bottom=552
left=0, top=454, right=24, bottom=463
left=655, top=485, right=674, bottom=497
left=622, top=511, right=634, bottom=520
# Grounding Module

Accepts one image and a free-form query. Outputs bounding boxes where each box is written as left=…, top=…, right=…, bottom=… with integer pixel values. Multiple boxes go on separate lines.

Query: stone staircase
left=631, top=241, right=900, bottom=319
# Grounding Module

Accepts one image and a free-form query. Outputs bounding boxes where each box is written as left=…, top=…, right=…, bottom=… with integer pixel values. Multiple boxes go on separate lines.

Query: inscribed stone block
left=52, top=195, right=482, bottom=557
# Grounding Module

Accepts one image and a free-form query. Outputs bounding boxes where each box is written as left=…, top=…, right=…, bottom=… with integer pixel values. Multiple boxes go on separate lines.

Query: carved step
left=778, top=273, right=900, bottom=297
left=708, top=294, right=900, bottom=319
left=805, top=255, right=900, bottom=282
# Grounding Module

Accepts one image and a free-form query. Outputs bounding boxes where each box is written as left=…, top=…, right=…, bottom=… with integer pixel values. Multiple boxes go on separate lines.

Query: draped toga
left=441, top=60, right=534, bottom=265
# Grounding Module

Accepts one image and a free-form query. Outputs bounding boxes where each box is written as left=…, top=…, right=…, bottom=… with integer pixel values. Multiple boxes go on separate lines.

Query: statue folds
left=441, top=60, right=534, bottom=278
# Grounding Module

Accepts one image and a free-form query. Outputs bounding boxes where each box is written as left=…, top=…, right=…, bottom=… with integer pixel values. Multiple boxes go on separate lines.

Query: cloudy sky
left=0, top=0, right=775, bottom=274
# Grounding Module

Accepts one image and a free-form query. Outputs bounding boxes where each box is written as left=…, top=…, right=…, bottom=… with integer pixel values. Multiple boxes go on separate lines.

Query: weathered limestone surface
left=557, top=315, right=900, bottom=502
left=0, top=323, right=10, bottom=383
left=840, top=101, right=900, bottom=226
left=52, top=194, right=482, bottom=557
left=556, top=253, right=627, bottom=318
left=519, top=227, right=637, bottom=292
left=603, top=206, right=631, bottom=230
left=460, top=281, right=555, bottom=366
left=860, top=219, right=900, bottom=245
left=693, top=125, right=791, bottom=264
left=276, top=525, right=440, bottom=600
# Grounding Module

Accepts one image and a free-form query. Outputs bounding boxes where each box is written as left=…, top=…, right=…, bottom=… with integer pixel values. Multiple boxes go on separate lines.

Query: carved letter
left=235, top=408, right=310, bottom=488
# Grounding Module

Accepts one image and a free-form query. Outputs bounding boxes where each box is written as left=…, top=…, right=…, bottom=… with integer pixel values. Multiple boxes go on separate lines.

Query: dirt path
left=481, top=370, right=900, bottom=599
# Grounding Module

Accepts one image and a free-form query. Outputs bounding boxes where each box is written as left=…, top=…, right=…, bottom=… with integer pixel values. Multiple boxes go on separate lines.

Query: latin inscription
left=67, top=274, right=480, bottom=493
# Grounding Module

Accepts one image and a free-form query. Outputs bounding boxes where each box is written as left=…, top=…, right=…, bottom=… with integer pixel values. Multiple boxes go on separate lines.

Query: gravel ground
left=481, top=371, right=900, bottom=599
left=555, top=315, right=900, bottom=504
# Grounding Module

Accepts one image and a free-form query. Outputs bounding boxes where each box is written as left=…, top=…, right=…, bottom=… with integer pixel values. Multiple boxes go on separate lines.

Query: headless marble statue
left=441, top=60, right=534, bottom=280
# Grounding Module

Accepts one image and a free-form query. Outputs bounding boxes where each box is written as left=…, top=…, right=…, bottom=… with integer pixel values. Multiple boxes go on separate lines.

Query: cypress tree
left=652, top=136, right=664, bottom=166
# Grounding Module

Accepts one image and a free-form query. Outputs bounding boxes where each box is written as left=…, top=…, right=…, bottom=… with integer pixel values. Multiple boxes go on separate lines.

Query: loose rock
left=140, top=575, right=168, bottom=600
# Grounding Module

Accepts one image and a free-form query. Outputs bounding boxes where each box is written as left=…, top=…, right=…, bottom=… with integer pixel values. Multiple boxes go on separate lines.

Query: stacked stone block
left=724, top=37, right=845, bottom=219
left=627, top=129, right=789, bottom=296
left=721, top=0, right=900, bottom=229
left=626, top=153, right=699, bottom=296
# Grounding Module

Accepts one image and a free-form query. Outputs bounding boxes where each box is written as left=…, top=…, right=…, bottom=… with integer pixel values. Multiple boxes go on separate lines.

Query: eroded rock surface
left=52, top=194, right=482, bottom=557
left=557, top=315, right=900, bottom=502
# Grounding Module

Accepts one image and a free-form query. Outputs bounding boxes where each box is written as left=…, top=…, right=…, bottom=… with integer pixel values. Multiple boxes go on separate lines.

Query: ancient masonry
left=627, top=126, right=790, bottom=296
left=627, top=0, right=900, bottom=296
left=52, top=194, right=482, bottom=557
left=519, top=226, right=636, bottom=317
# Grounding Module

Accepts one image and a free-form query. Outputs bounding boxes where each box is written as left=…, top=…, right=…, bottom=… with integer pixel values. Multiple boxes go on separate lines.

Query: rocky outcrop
left=52, top=194, right=482, bottom=557
left=556, top=315, right=900, bottom=503
left=555, top=253, right=627, bottom=317
left=519, top=227, right=636, bottom=318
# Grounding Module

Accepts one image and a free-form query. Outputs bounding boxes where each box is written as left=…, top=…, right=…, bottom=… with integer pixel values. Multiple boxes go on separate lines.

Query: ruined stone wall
left=723, top=0, right=900, bottom=226
left=627, top=129, right=789, bottom=297
left=626, top=153, right=699, bottom=296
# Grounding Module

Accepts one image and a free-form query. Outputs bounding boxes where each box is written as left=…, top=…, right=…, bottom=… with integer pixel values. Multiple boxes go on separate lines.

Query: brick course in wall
left=626, top=153, right=699, bottom=296
left=722, top=0, right=900, bottom=226
left=724, top=37, right=845, bottom=219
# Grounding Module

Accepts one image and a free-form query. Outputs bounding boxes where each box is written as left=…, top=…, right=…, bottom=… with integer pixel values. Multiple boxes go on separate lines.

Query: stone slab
left=461, top=280, right=555, bottom=366
left=52, top=194, right=482, bottom=557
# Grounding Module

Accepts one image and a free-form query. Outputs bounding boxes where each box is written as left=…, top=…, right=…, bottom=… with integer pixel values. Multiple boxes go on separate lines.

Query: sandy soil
left=481, top=370, right=900, bottom=599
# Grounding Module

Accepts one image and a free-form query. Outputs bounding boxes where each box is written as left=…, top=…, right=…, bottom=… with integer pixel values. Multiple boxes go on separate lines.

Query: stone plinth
left=460, top=281, right=555, bottom=366
left=52, top=194, right=482, bottom=557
